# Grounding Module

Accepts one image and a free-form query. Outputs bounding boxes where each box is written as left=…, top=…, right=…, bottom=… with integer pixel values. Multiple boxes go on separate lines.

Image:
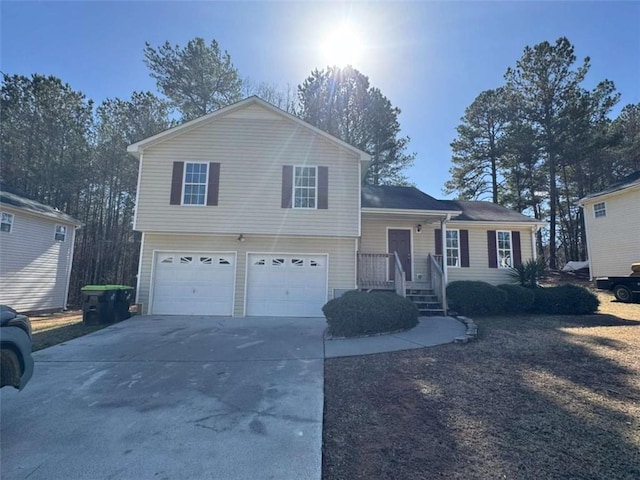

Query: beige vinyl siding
left=447, top=223, right=536, bottom=285
left=583, top=187, right=640, bottom=278
left=0, top=208, right=75, bottom=313
left=135, top=105, right=360, bottom=237
left=139, top=233, right=357, bottom=316
left=360, top=214, right=437, bottom=282
left=360, top=214, right=537, bottom=285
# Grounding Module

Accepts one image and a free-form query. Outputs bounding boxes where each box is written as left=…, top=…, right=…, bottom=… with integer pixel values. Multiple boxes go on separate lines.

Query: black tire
left=1, top=348, right=21, bottom=389
left=613, top=285, right=633, bottom=303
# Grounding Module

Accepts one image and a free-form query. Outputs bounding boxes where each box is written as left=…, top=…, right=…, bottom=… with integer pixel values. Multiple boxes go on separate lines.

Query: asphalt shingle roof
left=361, top=185, right=454, bottom=211
left=580, top=171, right=640, bottom=202
left=0, top=191, right=81, bottom=226
left=361, top=185, right=542, bottom=223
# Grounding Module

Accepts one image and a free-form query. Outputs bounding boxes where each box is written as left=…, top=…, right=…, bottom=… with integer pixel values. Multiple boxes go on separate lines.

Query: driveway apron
left=0, top=316, right=326, bottom=480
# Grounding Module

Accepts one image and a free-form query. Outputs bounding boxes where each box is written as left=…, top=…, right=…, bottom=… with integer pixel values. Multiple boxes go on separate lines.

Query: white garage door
left=246, top=254, right=328, bottom=317
left=151, top=252, right=235, bottom=315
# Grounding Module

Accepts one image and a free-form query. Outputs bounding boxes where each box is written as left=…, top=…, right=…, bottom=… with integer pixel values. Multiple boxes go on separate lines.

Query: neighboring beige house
left=0, top=191, right=81, bottom=313
left=128, top=96, right=545, bottom=317
left=578, top=171, right=640, bottom=279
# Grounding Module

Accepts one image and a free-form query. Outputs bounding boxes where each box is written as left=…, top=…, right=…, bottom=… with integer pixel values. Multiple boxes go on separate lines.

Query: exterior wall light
left=237, top=234, right=245, bottom=242
left=416, top=224, right=422, bottom=233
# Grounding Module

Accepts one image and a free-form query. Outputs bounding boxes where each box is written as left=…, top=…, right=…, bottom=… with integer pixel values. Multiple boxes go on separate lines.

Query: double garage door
left=151, top=252, right=327, bottom=317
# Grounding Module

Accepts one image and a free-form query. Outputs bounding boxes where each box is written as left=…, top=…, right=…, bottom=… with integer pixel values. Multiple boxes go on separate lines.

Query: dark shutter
left=487, top=230, right=498, bottom=268
left=460, top=230, right=470, bottom=268
left=206, top=162, right=220, bottom=206
left=512, top=231, right=522, bottom=266
left=282, top=165, right=293, bottom=208
left=435, top=229, right=443, bottom=255
left=317, top=166, right=328, bottom=209
left=170, top=161, right=184, bottom=205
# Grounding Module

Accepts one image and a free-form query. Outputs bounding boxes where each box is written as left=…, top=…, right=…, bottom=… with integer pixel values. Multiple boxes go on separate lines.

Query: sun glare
left=321, top=23, right=365, bottom=68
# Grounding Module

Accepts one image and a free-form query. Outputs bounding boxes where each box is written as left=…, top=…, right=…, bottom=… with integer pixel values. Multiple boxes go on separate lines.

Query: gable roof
left=361, top=185, right=544, bottom=224
left=578, top=171, right=640, bottom=204
left=127, top=96, right=371, bottom=163
left=362, top=185, right=457, bottom=212
left=0, top=191, right=81, bottom=226
left=439, top=199, right=544, bottom=223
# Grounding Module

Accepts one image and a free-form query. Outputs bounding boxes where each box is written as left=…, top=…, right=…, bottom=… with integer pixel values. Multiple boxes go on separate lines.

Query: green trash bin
left=81, top=285, right=135, bottom=325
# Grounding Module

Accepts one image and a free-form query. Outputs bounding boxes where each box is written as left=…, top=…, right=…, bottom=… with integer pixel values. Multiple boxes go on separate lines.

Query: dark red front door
left=388, top=229, right=412, bottom=281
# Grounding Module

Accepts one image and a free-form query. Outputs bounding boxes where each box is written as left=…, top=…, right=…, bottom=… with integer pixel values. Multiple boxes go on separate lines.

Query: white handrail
left=393, top=251, right=406, bottom=298
left=427, top=254, right=447, bottom=315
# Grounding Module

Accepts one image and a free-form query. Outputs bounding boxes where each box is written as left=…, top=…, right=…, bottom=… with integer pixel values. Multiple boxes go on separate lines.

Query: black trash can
left=81, top=285, right=135, bottom=325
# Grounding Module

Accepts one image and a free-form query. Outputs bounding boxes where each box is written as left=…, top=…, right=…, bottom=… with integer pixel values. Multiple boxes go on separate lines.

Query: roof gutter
left=361, top=207, right=463, bottom=217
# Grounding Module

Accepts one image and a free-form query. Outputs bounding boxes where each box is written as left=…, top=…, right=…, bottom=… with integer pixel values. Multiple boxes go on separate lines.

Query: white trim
left=578, top=182, right=640, bottom=205
left=54, top=224, right=67, bottom=242
left=592, top=201, right=606, bottom=219
left=363, top=207, right=462, bottom=217
left=135, top=232, right=145, bottom=305
left=149, top=249, right=237, bottom=315
left=243, top=251, right=329, bottom=316
left=386, top=227, right=413, bottom=282
left=133, top=151, right=143, bottom=230
left=135, top=231, right=360, bottom=239
left=127, top=96, right=370, bottom=162
left=63, top=226, right=78, bottom=310
left=181, top=162, right=209, bottom=206
left=292, top=165, right=318, bottom=209
left=0, top=211, right=15, bottom=233
left=357, top=163, right=362, bottom=237
left=531, top=227, right=537, bottom=262
left=496, top=230, right=513, bottom=269
left=444, top=228, right=461, bottom=269
left=354, top=238, right=359, bottom=289
left=448, top=220, right=547, bottom=229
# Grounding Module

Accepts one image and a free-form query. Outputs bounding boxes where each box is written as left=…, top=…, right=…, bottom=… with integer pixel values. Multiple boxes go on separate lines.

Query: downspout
left=441, top=214, right=451, bottom=315
left=63, top=225, right=79, bottom=310
left=531, top=226, right=538, bottom=261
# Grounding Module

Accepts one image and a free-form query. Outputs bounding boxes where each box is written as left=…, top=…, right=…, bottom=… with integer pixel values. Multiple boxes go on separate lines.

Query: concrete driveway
left=0, top=315, right=326, bottom=480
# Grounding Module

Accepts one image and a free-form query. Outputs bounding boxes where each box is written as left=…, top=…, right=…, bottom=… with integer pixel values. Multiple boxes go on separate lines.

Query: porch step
left=406, top=289, right=445, bottom=316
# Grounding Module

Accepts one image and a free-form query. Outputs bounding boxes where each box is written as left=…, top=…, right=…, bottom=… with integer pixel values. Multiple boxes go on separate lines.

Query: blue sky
left=2, top=1, right=639, bottom=197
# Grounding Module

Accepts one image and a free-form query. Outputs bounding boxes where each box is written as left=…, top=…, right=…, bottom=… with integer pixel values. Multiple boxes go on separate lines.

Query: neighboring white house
left=0, top=191, right=81, bottom=314
left=127, top=96, right=545, bottom=317
left=578, top=171, right=640, bottom=279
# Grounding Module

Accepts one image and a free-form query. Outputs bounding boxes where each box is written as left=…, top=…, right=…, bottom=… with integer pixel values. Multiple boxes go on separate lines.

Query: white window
left=497, top=231, right=512, bottom=268
left=183, top=162, right=208, bottom=205
left=1, top=212, right=14, bottom=233
left=446, top=230, right=460, bottom=267
left=54, top=224, right=67, bottom=242
left=593, top=202, right=606, bottom=218
left=293, top=166, right=316, bottom=209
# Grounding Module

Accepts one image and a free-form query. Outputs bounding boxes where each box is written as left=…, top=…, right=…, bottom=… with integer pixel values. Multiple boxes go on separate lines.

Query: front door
left=388, top=229, right=412, bottom=281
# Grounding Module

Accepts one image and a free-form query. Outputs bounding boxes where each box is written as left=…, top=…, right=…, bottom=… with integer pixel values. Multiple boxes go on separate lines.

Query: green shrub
left=322, top=291, right=419, bottom=337
left=446, top=281, right=507, bottom=316
left=533, top=284, right=599, bottom=315
left=509, top=257, right=548, bottom=287
left=497, top=284, right=535, bottom=313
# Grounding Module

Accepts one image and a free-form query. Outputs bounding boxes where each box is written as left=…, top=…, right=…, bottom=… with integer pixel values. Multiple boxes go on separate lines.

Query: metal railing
left=427, top=253, right=447, bottom=315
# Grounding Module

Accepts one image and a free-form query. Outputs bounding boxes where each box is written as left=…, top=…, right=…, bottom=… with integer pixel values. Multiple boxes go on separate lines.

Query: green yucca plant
left=509, top=257, right=547, bottom=288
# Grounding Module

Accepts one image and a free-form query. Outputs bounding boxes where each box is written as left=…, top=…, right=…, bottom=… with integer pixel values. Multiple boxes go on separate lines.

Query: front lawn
left=322, top=291, right=640, bottom=479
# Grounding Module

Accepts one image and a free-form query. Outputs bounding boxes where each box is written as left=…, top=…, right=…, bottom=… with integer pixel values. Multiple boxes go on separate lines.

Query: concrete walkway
left=324, top=316, right=467, bottom=358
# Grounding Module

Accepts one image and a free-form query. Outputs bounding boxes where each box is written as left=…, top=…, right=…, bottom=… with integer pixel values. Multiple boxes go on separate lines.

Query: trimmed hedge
left=447, top=281, right=507, bottom=316
left=498, top=284, right=535, bottom=313
left=322, top=291, right=419, bottom=337
left=533, top=284, right=599, bottom=315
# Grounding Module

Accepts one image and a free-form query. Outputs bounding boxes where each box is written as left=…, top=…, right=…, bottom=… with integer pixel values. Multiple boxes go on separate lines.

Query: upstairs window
left=497, top=231, right=512, bottom=268
left=446, top=230, right=460, bottom=267
left=183, top=162, right=208, bottom=205
left=54, top=225, right=67, bottom=242
left=1, top=212, right=14, bottom=233
left=294, top=166, right=317, bottom=209
left=593, top=202, right=606, bottom=218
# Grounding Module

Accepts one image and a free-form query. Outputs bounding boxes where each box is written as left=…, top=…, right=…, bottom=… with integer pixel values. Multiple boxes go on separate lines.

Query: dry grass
left=29, top=310, right=110, bottom=351
left=323, top=289, right=640, bottom=479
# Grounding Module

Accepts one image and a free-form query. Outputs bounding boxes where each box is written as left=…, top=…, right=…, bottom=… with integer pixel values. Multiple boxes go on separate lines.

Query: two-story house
left=578, top=171, right=640, bottom=278
left=128, top=97, right=545, bottom=317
